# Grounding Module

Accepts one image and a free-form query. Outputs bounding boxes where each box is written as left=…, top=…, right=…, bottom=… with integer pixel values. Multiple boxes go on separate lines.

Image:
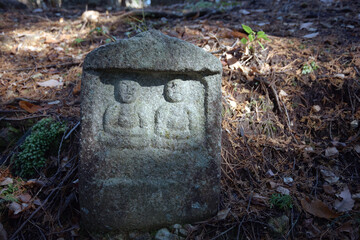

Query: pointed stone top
left=83, top=30, right=222, bottom=74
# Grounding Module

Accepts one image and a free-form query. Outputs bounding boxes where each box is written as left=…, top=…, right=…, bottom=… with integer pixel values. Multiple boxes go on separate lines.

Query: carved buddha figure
left=103, top=80, right=147, bottom=137
left=155, top=79, right=196, bottom=140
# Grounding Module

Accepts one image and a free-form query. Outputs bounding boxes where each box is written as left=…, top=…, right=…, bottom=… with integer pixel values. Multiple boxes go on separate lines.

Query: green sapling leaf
left=248, top=34, right=255, bottom=42
left=257, top=41, right=265, bottom=49
left=257, top=31, right=265, bottom=36
left=242, top=24, right=253, bottom=34
left=259, top=35, right=270, bottom=41
left=241, top=38, right=248, bottom=45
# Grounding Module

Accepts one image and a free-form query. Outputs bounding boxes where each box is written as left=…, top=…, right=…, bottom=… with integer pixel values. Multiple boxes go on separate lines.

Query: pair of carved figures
left=102, top=79, right=200, bottom=149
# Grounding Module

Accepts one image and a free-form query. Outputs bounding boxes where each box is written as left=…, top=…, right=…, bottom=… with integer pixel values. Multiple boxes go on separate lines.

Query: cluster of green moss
left=14, top=118, right=66, bottom=178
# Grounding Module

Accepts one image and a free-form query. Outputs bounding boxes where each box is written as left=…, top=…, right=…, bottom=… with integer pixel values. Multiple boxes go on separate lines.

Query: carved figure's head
left=165, top=79, right=185, bottom=103
left=117, top=80, right=139, bottom=103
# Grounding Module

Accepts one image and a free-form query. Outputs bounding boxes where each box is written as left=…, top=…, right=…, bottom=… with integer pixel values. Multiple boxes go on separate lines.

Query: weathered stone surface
left=80, top=30, right=222, bottom=233
left=0, top=0, right=27, bottom=9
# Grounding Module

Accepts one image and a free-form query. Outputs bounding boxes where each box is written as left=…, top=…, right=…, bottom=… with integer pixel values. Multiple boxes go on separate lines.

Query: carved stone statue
left=80, top=30, right=222, bottom=233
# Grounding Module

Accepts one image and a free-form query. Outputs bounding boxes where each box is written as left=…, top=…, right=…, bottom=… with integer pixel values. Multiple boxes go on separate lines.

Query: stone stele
left=80, top=30, right=222, bottom=233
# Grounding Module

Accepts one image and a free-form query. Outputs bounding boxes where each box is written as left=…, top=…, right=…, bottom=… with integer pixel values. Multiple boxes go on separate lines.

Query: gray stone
left=80, top=30, right=222, bottom=233
left=154, top=228, right=179, bottom=240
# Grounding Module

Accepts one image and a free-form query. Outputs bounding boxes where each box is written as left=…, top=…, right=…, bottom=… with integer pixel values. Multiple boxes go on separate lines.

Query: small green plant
left=302, top=61, right=318, bottom=75
left=13, top=118, right=66, bottom=178
left=90, top=26, right=105, bottom=35
left=73, top=38, right=84, bottom=45
left=269, top=193, right=293, bottom=210
left=191, top=0, right=214, bottom=10
left=240, top=24, right=269, bottom=52
left=0, top=183, right=19, bottom=202
left=89, top=27, right=116, bottom=42
left=125, top=14, right=148, bottom=37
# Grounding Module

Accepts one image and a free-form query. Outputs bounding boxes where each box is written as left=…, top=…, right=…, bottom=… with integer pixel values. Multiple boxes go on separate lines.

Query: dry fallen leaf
left=0, top=177, right=13, bottom=186
left=300, top=22, right=313, bottom=30
left=45, top=36, right=58, bottom=44
left=334, top=186, right=355, bottom=212
left=252, top=193, right=268, bottom=205
left=225, top=53, right=238, bottom=65
left=37, top=79, right=63, bottom=87
left=18, top=193, right=32, bottom=203
left=216, top=208, right=230, bottom=220
left=73, top=81, right=81, bottom=95
left=8, top=202, right=23, bottom=215
left=323, top=184, right=336, bottom=195
left=336, top=221, right=353, bottom=234
left=303, top=32, right=319, bottom=38
left=301, top=197, right=340, bottom=219
left=19, top=101, right=42, bottom=114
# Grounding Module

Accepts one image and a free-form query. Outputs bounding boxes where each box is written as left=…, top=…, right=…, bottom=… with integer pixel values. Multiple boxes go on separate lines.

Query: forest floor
left=0, top=0, right=360, bottom=239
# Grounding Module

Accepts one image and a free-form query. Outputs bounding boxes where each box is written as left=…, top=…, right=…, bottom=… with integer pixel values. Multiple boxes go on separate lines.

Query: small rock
left=283, top=177, right=293, bottom=185
left=279, top=90, right=288, bottom=97
left=320, top=169, right=339, bottom=184
left=354, top=145, right=360, bottom=153
left=172, top=224, right=182, bottom=230
left=268, top=181, right=277, bottom=189
left=178, top=228, right=188, bottom=237
left=266, top=169, right=275, bottom=177
left=312, top=105, right=321, bottom=112
left=325, top=147, right=338, bottom=158
left=171, top=224, right=187, bottom=237
left=276, top=186, right=290, bottom=195
left=155, top=228, right=178, bottom=240
left=350, top=120, right=358, bottom=129
left=304, top=146, right=314, bottom=152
